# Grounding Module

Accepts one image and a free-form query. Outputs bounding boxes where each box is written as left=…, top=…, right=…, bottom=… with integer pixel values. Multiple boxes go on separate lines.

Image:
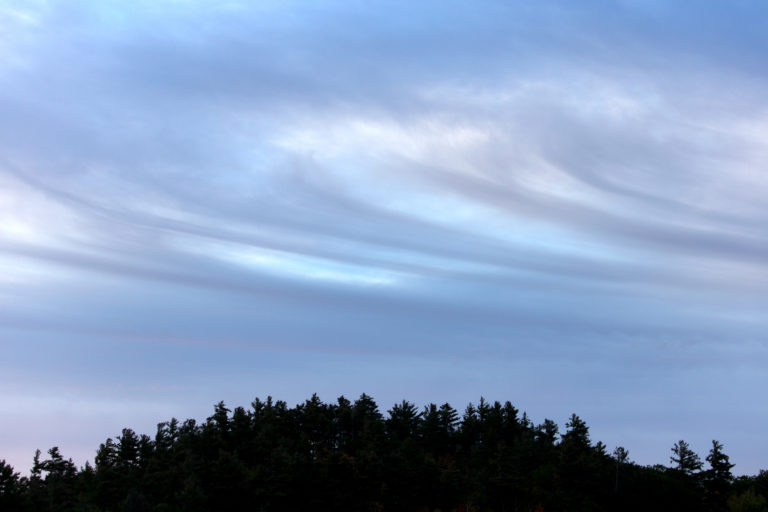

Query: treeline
left=1, top=394, right=767, bottom=512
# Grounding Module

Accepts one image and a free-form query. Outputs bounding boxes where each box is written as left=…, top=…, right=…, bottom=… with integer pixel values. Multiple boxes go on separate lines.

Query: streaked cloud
left=1, top=0, right=768, bottom=475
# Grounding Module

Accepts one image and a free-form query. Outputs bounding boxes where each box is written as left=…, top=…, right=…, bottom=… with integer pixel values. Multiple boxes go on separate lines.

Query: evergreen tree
left=117, top=428, right=140, bottom=468
left=613, top=446, right=629, bottom=494
left=37, top=447, right=78, bottom=512
left=536, top=419, right=559, bottom=447
left=386, top=400, right=421, bottom=440
left=671, top=440, right=703, bottom=475
left=2, top=393, right=758, bottom=511
left=704, top=440, right=734, bottom=512
left=0, top=459, right=23, bottom=509
left=562, top=413, right=590, bottom=449
left=438, top=402, right=459, bottom=433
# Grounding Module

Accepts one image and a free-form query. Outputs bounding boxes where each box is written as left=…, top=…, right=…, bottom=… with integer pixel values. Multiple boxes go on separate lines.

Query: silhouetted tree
left=0, top=459, right=23, bottom=509
left=703, top=440, right=734, bottom=511
left=671, top=439, right=703, bottom=475
left=614, top=446, right=630, bottom=494
left=2, top=393, right=763, bottom=512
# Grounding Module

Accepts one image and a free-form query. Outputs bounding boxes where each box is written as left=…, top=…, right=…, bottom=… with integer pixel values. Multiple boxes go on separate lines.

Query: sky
left=1, top=0, right=768, bottom=475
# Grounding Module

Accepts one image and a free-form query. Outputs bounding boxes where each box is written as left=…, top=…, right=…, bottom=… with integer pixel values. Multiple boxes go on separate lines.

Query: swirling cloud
left=1, top=0, right=767, bottom=474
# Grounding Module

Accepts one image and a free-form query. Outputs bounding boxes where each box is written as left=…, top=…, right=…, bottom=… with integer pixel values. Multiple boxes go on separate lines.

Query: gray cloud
left=1, top=0, right=768, bottom=475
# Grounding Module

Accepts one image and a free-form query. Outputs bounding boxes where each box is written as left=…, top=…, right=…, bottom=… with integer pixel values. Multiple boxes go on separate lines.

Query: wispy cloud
left=1, top=0, right=768, bottom=474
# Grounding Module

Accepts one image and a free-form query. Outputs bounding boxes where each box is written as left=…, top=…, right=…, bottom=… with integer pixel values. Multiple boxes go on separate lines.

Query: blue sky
left=1, top=0, right=768, bottom=474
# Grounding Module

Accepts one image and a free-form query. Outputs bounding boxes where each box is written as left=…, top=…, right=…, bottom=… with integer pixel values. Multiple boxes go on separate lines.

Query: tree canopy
left=0, top=394, right=764, bottom=512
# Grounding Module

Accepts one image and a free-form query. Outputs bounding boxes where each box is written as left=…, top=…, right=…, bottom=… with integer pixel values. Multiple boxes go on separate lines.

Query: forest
left=1, top=393, right=766, bottom=512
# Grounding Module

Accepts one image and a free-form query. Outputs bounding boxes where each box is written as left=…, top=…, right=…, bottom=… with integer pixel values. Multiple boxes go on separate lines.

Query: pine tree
left=671, top=440, right=703, bottom=475
left=562, top=414, right=590, bottom=449
left=386, top=400, right=421, bottom=440
left=38, top=447, right=78, bottom=512
left=613, top=446, right=629, bottom=494
left=0, top=459, right=23, bottom=509
left=704, top=440, right=734, bottom=511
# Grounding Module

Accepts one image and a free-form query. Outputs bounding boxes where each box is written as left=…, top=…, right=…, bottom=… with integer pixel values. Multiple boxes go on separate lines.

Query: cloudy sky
left=2, top=0, right=768, bottom=474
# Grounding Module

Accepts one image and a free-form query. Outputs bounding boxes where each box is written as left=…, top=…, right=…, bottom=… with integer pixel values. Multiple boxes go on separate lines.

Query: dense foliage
left=2, top=394, right=766, bottom=512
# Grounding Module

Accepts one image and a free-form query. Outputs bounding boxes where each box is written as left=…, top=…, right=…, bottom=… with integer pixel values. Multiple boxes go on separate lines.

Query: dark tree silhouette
left=671, top=439, right=704, bottom=475
left=0, top=394, right=765, bottom=512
